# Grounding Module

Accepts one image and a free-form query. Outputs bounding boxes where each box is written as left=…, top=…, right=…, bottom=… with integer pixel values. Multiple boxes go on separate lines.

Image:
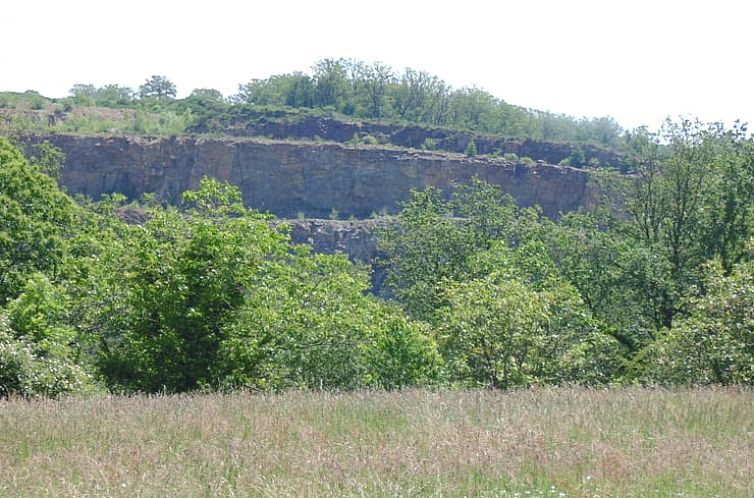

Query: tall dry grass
left=1, top=387, right=752, bottom=497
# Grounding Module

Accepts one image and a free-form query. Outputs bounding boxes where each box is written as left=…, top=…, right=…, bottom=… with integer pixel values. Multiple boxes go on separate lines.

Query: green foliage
left=464, top=139, right=477, bottom=157
left=558, top=146, right=586, bottom=167
left=437, top=249, right=623, bottom=388
left=638, top=261, right=754, bottom=385
left=230, top=58, right=626, bottom=146
left=188, top=88, right=225, bottom=102
left=312, top=58, right=352, bottom=111
left=540, top=211, right=651, bottom=346
left=347, top=132, right=362, bottom=145
left=421, top=137, right=437, bottom=150
left=216, top=251, right=441, bottom=390
left=626, top=119, right=754, bottom=330
left=7, top=59, right=628, bottom=152
left=4, top=119, right=754, bottom=394
left=236, top=72, right=316, bottom=108
left=0, top=309, right=93, bottom=398
left=75, top=177, right=441, bottom=393
left=69, top=83, right=135, bottom=106
left=440, top=276, right=549, bottom=388
left=379, top=187, right=469, bottom=319
left=361, top=134, right=378, bottom=145
left=89, top=178, right=284, bottom=392
left=138, top=75, right=177, bottom=100
left=28, top=140, right=65, bottom=182
left=7, top=274, right=76, bottom=354
left=379, top=179, right=517, bottom=320
left=0, top=138, right=77, bottom=303
left=132, top=109, right=193, bottom=135
left=379, top=177, right=627, bottom=387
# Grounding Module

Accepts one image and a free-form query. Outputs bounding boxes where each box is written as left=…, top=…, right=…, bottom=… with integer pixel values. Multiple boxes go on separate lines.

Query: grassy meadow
left=1, top=387, right=753, bottom=497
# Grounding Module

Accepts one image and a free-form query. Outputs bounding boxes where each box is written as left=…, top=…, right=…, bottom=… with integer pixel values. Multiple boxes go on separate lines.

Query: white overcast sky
left=1, top=0, right=751, bottom=131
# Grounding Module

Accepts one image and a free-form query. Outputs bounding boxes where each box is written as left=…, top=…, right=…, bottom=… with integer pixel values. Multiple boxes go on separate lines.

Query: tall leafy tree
left=139, top=75, right=177, bottom=100
left=353, top=61, right=395, bottom=119
left=312, top=58, right=352, bottom=110
left=379, top=179, right=517, bottom=320
left=92, top=178, right=286, bottom=392
left=0, top=139, right=77, bottom=303
left=626, top=119, right=754, bottom=329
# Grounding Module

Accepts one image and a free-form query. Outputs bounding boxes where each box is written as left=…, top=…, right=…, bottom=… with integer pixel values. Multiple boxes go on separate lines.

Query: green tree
left=448, top=87, right=502, bottom=133
left=379, top=179, right=516, bottom=320
left=353, top=61, right=395, bottom=119
left=0, top=308, right=93, bottom=397
left=189, top=88, right=225, bottom=102
left=392, top=69, right=450, bottom=125
left=439, top=270, right=622, bottom=388
left=626, top=119, right=754, bottom=330
left=638, top=261, right=754, bottom=385
left=216, top=249, right=441, bottom=390
left=0, top=138, right=77, bottom=303
left=379, top=187, right=471, bottom=319
left=28, top=140, right=65, bottom=182
left=68, top=83, right=97, bottom=103
left=312, top=58, right=352, bottom=110
left=464, top=138, right=478, bottom=157
left=95, top=84, right=135, bottom=105
left=93, top=177, right=287, bottom=392
left=139, top=75, right=177, bottom=100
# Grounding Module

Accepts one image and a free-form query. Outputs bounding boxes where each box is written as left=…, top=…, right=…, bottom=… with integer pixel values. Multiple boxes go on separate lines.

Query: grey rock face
left=22, top=134, right=601, bottom=219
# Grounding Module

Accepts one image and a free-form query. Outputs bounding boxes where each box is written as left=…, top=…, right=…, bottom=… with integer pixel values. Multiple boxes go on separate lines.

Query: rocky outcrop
left=282, top=218, right=390, bottom=293
left=282, top=218, right=388, bottom=262
left=22, top=133, right=605, bottom=219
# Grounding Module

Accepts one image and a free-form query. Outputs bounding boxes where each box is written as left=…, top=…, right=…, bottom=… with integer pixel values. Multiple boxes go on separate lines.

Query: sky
left=2, top=0, right=752, bottom=131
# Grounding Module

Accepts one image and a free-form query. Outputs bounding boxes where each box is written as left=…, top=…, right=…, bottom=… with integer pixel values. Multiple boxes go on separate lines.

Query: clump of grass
left=1, top=387, right=753, bottom=497
left=0, top=106, right=194, bottom=136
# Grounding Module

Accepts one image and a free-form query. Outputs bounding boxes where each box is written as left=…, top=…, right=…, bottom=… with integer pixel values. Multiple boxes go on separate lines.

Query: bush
left=421, top=137, right=437, bottom=150
left=362, top=134, right=379, bottom=145
left=215, top=255, right=442, bottom=391
left=636, top=262, right=754, bottom=385
left=465, top=139, right=477, bottom=157
left=0, top=311, right=93, bottom=398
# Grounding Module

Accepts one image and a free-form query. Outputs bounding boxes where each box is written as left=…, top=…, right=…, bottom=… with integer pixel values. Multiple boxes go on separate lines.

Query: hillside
left=1, top=61, right=635, bottom=229
left=2, top=73, right=754, bottom=399
left=2, top=79, right=632, bottom=286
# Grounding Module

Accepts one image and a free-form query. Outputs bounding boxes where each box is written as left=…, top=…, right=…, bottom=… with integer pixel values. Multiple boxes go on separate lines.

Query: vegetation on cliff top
left=1, top=59, right=626, bottom=165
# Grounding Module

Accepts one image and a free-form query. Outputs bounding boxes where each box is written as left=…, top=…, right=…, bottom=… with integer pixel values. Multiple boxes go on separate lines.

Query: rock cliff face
left=23, top=134, right=602, bottom=219
left=282, top=218, right=390, bottom=293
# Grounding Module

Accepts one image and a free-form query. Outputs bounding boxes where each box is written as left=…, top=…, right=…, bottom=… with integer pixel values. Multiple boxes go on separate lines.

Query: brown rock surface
left=22, top=134, right=603, bottom=219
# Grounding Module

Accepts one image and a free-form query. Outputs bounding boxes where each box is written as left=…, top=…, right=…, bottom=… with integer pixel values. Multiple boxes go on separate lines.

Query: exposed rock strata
left=281, top=218, right=389, bottom=293
left=22, top=134, right=602, bottom=219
